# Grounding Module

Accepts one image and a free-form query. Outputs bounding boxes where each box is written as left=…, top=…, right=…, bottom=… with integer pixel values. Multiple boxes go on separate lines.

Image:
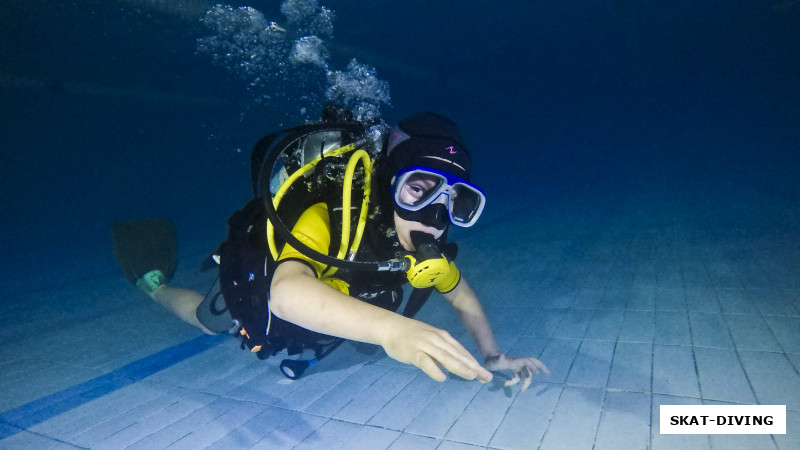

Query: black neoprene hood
left=386, top=112, right=472, bottom=180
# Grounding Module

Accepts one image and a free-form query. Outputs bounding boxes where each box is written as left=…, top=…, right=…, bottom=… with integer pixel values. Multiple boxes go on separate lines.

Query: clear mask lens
left=449, top=184, right=483, bottom=225
left=396, top=172, right=446, bottom=208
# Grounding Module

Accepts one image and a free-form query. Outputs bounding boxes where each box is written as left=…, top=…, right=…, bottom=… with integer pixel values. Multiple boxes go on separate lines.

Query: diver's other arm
left=443, top=276, right=549, bottom=391
left=150, top=285, right=216, bottom=334
left=441, top=276, right=501, bottom=358
left=270, top=260, right=493, bottom=383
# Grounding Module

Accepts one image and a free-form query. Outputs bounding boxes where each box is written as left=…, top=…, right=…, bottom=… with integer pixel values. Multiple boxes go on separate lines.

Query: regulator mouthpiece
left=404, top=232, right=451, bottom=288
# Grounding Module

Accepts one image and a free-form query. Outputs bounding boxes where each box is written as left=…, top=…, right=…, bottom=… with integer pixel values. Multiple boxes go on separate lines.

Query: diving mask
left=392, top=166, right=486, bottom=228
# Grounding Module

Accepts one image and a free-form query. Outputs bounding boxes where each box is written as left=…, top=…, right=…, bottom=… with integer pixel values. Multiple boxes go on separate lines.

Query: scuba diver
left=111, top=107, right=549, bottom=390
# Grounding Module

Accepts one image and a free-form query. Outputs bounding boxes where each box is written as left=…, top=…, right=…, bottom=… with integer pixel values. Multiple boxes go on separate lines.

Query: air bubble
left=197, top=1, right=389, bottom=124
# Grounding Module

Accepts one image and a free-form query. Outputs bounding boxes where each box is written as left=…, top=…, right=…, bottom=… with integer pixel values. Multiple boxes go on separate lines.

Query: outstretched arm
left=269, top=260, right=492, bottom=383
left=442, top=277, right=549, bottom=391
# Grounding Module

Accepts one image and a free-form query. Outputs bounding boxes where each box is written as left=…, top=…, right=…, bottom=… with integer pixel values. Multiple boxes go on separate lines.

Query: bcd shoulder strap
left=217, top=198, right=272, bottom=352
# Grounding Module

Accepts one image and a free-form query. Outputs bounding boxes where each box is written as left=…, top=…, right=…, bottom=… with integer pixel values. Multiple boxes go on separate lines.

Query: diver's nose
left=428, top=203, right=449, bottom=230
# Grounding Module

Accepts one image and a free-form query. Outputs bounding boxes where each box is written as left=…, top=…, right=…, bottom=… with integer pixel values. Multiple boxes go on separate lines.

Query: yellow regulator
left=404, top=253, right=452, bottom=289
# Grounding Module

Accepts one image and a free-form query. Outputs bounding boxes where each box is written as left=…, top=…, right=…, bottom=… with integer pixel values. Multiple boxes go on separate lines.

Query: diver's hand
left=380, top=318, right=493, bottom=383
left=484, top=354, right=550, bottom=392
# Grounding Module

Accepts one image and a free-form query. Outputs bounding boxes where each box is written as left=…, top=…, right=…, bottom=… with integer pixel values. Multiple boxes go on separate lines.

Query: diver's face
left=393, top=212, right=445, bottom=251
left=397, top=172, right=440, bottom=206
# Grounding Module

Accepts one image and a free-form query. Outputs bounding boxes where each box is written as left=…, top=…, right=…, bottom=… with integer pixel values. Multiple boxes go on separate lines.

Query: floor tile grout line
left=590, top=386, right=612, bottom=449
left=0, top=333, right=224, bottom=439
left=481, top=332, right=532, bottom=449
left=365, top=367, right=436, bottom=429
left=523, top=382, right=565, bottom=450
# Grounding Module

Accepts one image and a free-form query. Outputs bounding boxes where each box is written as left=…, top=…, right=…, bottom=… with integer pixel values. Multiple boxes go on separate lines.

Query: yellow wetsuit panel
left=277, top=202, right=331, bottom=277
left=278, top=202, right=462, bottom=295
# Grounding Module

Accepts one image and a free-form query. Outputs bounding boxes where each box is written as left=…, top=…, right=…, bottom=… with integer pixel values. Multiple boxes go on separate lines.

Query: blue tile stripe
left=0, top=333, right=224, bottom=440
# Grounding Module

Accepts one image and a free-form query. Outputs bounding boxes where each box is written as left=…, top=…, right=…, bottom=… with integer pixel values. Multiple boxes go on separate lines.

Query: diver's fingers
left=531, top=358, right=550, bottom=374
left=416, top=343, right=481, bottom=383
left=522, top=358, right=541, bottom=375
left=382, top=319, right=491, bottom=383
left=521, top=368, right=533, bottom=392
left=518, top=357, right=550, bottom=376
left=435, top=329, right=474, bottom=362
left=504, top=373, right=521, bottom=387
left=416, top=353, right=448, bottom=382
left=521, top=376, right=532, bottom=392
left=428, top=345, right=488, bottom=382
left=428, top=330, right=492, bottom=382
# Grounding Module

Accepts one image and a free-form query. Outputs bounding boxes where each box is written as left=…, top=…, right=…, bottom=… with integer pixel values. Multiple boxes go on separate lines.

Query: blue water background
left=2, top=0, right=798, bottom=297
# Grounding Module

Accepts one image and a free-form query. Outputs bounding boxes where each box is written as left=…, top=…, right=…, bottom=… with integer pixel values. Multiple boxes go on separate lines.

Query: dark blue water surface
left=2, top=0, right=798, bottom=295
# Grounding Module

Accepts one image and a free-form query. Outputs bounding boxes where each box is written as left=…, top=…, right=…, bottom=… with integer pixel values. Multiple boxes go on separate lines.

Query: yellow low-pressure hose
left=267, top=144, right=372, bottom=272
left=267, top=143, right=355, bottom=259
left=337, top=149, right=372, bottom=259
left=327, top=149, right=371, bottom=277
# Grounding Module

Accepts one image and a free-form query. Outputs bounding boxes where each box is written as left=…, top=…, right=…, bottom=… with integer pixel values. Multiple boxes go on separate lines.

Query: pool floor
left=1, top=171, right=798, bottom=449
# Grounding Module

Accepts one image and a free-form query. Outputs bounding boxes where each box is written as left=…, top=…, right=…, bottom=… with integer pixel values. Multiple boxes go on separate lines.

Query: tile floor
left=1, top=168, right=798, bottom=449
